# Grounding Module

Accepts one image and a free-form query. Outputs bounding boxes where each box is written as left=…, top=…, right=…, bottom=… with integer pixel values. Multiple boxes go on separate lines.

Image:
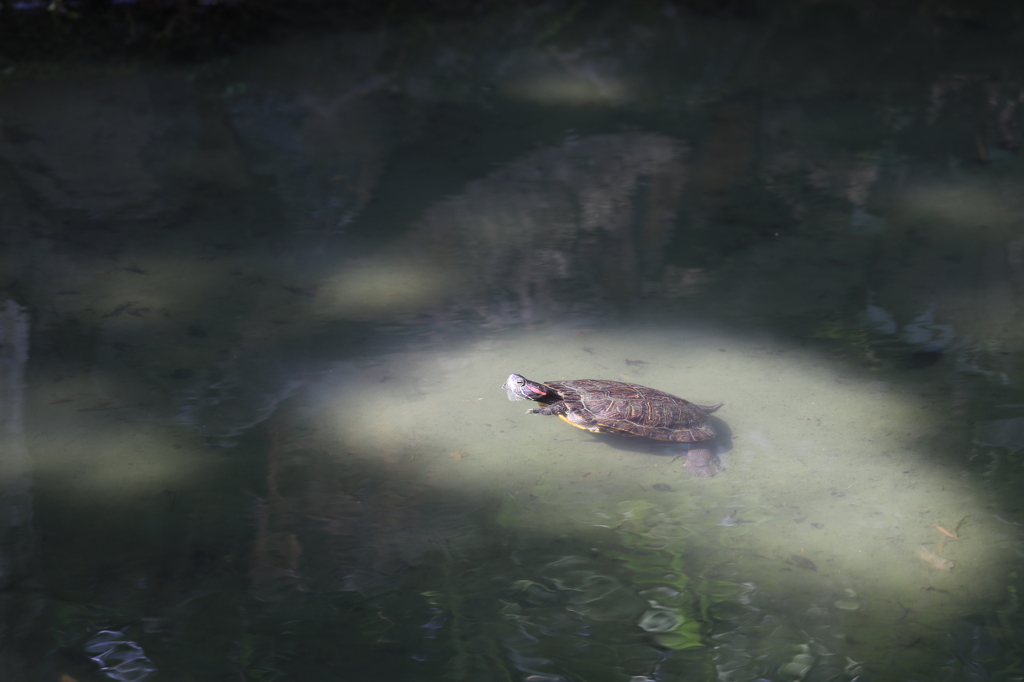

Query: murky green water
left=2, top=3, right=1024, bottom=680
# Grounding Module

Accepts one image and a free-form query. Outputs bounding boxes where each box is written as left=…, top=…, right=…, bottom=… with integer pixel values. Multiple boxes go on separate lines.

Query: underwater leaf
left=654, top=631, right=701, bottom=650
left=567, top=586, right=648, bottom=621
left=696, top=579, right=746, bottom=602
left=51, top=601, right=113, bottom=649
left=615, top=500, right=658, bottom=526
left=631, top=537, right=690, bottom=554
left=620, top=550, right=668, bottom=573
left=544, top=556, right=594, bottom=574
left=696, top=579, right=747, bottom=622
left=667, top=553, right=692, bottom=574
left=421, top=590, right=445, bottom=608
left=567, top=574, right=620, bottom=603
left=647, top=522, right=693, bottom=542
left=629, top=570, right=690, bottom=592
left=638, top=606, right=684, bottom=633
left=572, top=658, right=632, bottom=681
left=510, top=582, right=561, bottom=608
left=639, top=586, right=682, bottom=602
left=654, top=619, right=705, bottom=650
left=235, top=633, right=255, bottom=668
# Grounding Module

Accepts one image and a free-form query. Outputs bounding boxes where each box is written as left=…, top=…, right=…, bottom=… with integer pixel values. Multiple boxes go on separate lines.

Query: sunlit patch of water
left=289, top=315, right=1023, bottom=677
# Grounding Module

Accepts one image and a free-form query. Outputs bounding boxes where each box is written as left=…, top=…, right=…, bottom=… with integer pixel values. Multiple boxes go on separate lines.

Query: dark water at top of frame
left=2, top=3, right=1024, bottom=681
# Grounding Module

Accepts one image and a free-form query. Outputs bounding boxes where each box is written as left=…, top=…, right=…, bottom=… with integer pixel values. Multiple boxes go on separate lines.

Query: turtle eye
left=516, top=379, right=524, bottom=385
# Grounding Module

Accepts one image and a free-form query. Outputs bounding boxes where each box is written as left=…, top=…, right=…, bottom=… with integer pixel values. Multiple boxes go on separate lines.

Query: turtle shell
left=546, top=379, right=717, bottom=443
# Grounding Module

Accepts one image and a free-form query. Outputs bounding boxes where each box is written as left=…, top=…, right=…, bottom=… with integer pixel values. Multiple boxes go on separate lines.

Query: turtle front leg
left=528, top=403, right=566, bottom=416
left=683, top=446, right=722, bottom=478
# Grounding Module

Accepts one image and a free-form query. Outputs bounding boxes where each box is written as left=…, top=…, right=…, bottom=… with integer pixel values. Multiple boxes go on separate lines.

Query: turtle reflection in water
left=502, top=373, right=723, bottom=477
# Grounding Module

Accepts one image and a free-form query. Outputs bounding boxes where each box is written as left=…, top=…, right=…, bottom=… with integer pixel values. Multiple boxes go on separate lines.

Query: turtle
left=501, top=373, right=723, bottom=477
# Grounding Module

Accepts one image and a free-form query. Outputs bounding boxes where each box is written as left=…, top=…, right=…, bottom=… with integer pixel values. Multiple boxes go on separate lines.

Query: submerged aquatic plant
left=392, top=496, right=750, bottom=679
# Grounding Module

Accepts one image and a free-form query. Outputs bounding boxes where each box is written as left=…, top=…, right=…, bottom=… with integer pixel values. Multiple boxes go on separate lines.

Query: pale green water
left=2, top=3, right=1024, bottom=681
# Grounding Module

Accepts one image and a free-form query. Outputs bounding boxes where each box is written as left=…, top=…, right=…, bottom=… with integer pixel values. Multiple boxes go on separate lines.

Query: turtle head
left=502, top=374, right=551, bottom=402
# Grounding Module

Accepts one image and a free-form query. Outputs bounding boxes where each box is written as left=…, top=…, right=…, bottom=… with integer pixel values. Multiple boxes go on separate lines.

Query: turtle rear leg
left=683, top=446, right=722, bottom=478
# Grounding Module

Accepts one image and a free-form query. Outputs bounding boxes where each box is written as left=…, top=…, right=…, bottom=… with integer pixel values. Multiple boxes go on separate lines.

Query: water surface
left=2, top=4, right=1024, bottom=680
